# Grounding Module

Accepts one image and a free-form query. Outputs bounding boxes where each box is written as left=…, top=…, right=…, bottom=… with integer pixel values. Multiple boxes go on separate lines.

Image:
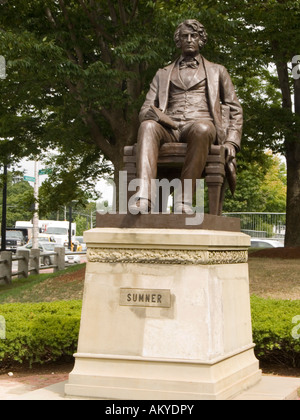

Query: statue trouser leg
left=178, top=121, right=216, bottom=207
left=136, top=120, right=175, bottom=203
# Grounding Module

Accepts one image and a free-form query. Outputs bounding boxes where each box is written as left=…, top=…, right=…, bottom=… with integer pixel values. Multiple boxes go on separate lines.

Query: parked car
left=250, top=238, right=284, bottom=248
left=40, top=243, right=58, bottom=266
left=18, top=242, right=81, bottom=266
left=24, top=235, right=56, bottom=248
left=18, top=242, right=58, bottom=266
left=1, top=229, right=27, bottom=252
left=65, top=249, right=81, bottom=265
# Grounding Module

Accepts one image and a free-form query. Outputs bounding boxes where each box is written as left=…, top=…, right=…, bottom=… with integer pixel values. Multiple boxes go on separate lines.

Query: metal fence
left=224, top=212, right=286, bottom=239
left=0, top=247, right=85, bottom=285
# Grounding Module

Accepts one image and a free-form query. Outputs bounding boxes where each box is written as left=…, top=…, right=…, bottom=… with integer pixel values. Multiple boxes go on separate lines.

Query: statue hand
left=224, top=143, right=236, bottom=162
left=144, top=108, right=160, bottom=121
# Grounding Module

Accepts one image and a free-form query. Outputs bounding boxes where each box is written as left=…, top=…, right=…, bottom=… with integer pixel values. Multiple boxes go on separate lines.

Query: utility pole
left=0, top=56, right=7, bottom=251
left=1, top=164, right=8, bottom=252
left=32, top=161, right=39, bottom=249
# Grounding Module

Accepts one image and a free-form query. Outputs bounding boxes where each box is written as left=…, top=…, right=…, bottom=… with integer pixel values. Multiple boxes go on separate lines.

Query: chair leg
left=206, top=175, right=224, bottom=216
left=218, top=179, right=227, bottom=215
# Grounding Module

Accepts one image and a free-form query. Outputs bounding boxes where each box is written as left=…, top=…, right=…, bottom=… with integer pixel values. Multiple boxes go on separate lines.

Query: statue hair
left=174, top=19, right=208, bottom=50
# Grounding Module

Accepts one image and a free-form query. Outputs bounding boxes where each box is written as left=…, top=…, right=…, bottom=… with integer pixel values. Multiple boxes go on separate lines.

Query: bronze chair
left=123, top=143, right=226, bottom=215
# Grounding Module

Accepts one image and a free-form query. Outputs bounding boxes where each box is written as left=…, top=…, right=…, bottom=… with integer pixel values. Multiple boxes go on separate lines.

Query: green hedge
left=251, top=296, right=300, bottom=367
left=0, top=301, right=82, bottom=367
left=0, top=297, right=300, bottom=368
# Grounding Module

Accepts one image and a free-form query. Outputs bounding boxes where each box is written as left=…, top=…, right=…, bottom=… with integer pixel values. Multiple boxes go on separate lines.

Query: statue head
left=174, top=19, right=208, bottom=53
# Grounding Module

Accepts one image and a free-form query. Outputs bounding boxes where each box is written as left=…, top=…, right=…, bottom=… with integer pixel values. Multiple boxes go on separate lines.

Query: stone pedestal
left=65, top=227, right=261, bottom=400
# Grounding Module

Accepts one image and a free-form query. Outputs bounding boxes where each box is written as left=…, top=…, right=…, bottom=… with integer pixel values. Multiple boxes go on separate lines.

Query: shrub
left=251, top=296, right=300, bottom=367
left=1, top=297, right=300, bottom=369
left=0, top=300, right=82, bottom=367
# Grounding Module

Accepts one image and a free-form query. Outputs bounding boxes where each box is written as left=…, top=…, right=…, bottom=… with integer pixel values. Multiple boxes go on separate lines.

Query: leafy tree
left=0, top=172, right=34, bottom=227
left=71, top=201, right=97, bottom=235
left=0, top=0, right=177, bottom=190
left=37, top=153, right=111, bottom=216
left=260, top=153, right=286, bottom=213
left=247, top=0, right=300, bottom=246
left=73, top=214, right=89, bottom=235
left=198, top=0, right=300, bottom=245
left=0, top=0, right=299, bottom=245
left=0, top=0, right=248, bottom=195
left=223, top=151, right=286, bottom=213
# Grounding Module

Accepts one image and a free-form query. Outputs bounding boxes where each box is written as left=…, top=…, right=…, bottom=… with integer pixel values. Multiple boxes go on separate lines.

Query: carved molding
left=87, top=247, right=248, bottom=265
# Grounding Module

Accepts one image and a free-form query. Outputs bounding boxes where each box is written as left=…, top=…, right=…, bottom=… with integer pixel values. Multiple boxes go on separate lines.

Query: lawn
left=0, top=264, right=86, bottom=304
left=248, top=257, right=300, bottom=300
left=0, top=255, right=299, bottom=303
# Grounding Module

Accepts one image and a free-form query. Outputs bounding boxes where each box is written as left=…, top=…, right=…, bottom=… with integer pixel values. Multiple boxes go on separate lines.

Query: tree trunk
left=276, top=61, right=300, bottom=246
left=285, top=142, right=300, bottom=246
left=284, top=62, right=300, bottom=246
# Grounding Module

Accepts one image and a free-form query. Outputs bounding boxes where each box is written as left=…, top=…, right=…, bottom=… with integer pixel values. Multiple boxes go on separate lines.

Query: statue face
left=179, top=27, right=200, bottom=57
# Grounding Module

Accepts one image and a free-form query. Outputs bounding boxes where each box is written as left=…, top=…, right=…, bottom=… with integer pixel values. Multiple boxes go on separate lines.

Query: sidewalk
left=0, top=371, right=69, bottom=400
left=0, top=372, right=299, bottom=400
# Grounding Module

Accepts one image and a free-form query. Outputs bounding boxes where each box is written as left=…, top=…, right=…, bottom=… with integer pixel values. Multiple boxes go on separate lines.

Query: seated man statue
left=129, top=19, right=243, bottom=214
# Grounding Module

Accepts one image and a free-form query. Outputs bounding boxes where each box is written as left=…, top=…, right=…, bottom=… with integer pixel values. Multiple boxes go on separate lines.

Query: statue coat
left=139, top=56, right=243, bottom=151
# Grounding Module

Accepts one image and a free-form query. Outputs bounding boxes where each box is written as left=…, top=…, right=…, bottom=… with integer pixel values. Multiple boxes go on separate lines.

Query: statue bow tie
left=179, top=59, right=199, bottom=69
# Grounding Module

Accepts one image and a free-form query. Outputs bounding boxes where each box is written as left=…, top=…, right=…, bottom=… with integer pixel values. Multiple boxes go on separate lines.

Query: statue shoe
left=128, top=198, right=151, bottom=214
left=174, top=202, right=194, bottom=215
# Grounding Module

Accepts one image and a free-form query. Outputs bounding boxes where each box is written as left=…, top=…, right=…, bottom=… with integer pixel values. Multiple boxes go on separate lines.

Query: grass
left=0, top=264, right=85, bottom=303
left=248, top=257, right=300, bottom=300
left=0, top=256, right=298, bottom=303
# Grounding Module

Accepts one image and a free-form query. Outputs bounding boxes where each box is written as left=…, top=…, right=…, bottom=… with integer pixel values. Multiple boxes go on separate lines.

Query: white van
left=16, top=220, right=76, bottom=247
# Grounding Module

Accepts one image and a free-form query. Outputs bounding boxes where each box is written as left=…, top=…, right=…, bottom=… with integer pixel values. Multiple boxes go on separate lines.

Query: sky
left=19, top=158, right=114, bottom=205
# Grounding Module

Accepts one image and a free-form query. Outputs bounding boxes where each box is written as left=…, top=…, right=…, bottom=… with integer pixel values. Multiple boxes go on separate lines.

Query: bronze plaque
left=120, top=288, right=171, bottom=308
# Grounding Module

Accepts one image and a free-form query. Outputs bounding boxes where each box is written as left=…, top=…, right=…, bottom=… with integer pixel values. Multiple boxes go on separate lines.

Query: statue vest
left=166, top=63, right=213, bottom=123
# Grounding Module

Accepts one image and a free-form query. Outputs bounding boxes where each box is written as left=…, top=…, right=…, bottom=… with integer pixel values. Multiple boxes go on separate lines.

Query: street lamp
left=68, top=204, right=72, bottom=250
left=0, top=56, right=7, bottom=251
left=68, top=200, right=78, bottom=250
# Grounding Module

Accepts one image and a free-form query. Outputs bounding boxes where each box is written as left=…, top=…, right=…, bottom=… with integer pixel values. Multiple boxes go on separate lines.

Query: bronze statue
left=129, top=19, right=243, bottom=214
